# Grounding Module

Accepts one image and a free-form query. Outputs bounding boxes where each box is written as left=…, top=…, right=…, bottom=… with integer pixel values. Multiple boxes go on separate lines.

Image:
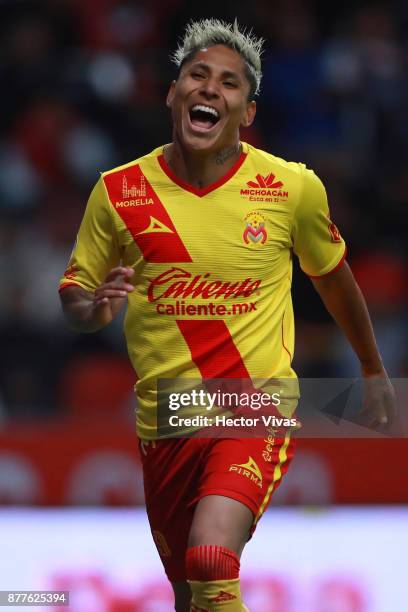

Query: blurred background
left=0, top=0, right=407, bottom=610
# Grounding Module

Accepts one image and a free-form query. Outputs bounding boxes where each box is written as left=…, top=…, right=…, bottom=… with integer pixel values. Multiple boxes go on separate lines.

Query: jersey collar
left=157, top=143, right=248, bottom=198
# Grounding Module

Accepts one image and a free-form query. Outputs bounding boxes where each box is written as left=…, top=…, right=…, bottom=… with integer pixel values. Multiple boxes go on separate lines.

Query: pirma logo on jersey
left=241, top=172, right=288, bottom=203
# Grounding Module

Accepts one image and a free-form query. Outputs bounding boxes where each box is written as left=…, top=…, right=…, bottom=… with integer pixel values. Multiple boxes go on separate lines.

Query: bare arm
left=60, top=266, right=134, bottom=333
left=311, top=261, right=396, bottom=425
left=311, top=262, right=382, bottom=375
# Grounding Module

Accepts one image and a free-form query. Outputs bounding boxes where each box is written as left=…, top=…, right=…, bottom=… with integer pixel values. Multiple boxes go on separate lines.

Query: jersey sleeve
left=59, top=177, right=121, bottom=292
left=291, top=167, right=346, bottom=277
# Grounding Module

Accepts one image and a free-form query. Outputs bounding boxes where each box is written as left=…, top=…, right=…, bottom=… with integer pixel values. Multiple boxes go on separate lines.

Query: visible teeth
left=191, top=104, right=220, bottom=119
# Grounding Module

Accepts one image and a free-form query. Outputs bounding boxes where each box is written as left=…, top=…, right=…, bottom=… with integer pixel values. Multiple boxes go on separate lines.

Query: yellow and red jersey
left=59, top=142, right=346, bottom=439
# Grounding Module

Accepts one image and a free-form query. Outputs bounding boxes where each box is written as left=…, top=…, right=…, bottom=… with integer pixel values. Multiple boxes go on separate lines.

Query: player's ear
left=241, top=100, right=256, bottom=128
left=166, top=80, right=176, bottom=108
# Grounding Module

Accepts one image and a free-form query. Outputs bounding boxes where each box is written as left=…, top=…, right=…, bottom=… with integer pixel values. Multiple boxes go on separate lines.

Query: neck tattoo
left=214, top=144, right=241, bottom=165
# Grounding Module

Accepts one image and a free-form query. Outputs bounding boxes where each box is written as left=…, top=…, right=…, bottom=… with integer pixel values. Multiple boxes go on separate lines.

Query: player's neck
left=165, top=140, right=242, bottom=189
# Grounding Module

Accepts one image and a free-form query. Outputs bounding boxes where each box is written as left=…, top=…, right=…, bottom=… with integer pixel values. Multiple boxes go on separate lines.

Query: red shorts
left=139, top=435, right=295, bottom=582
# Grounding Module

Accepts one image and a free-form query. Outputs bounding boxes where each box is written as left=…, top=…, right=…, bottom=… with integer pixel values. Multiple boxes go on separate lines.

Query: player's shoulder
left=244, top=142, right=305, bottom=175
left=244, top=142, right=321, bottom=185
left=100, top=145, right=163, bottom=179
left=243, top=144, right=326, bottom=216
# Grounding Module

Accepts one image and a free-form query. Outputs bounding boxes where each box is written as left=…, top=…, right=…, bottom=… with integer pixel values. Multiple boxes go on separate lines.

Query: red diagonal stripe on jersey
left=177, top=320, right=250, bottom=379
left=177, top=320, right=283, bottom=420
left=103, top=166, right=192, bottom=263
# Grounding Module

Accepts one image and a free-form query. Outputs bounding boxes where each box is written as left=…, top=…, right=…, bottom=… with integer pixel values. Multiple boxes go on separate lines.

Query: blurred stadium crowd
left=0, top=0, right=407, bottom=422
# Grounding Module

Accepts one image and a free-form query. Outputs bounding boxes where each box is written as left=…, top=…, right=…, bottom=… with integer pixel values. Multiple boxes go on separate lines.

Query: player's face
left=167, top=45, right=256, bottom=153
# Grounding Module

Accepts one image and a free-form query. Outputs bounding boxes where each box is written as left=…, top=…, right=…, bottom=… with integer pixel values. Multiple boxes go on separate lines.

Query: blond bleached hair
left=171, top=18, right=264, bottom=98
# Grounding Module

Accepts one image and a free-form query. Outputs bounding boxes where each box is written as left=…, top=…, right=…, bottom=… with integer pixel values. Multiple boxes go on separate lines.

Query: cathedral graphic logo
left=122, top=173, right=146, bottom=198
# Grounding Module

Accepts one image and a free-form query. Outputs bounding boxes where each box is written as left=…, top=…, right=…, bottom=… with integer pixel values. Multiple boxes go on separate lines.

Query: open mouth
left=189, top=104, right=220, bottom=131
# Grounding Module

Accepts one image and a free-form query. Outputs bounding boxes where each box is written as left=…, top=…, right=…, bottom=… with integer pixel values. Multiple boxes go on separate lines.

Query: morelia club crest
left=328, top=218, right=342, bottom=243
left=243, top=211, right=267, bottom=246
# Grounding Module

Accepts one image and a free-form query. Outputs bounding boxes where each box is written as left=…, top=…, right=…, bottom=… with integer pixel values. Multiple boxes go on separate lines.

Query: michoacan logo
left=240, top=172, right=289, bottom=203
left=247, top=173, right=283, bottom=189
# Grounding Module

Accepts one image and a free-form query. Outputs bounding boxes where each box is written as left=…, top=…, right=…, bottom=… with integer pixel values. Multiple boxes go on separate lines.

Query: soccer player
left=59, top=19, right=395, bottom=611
